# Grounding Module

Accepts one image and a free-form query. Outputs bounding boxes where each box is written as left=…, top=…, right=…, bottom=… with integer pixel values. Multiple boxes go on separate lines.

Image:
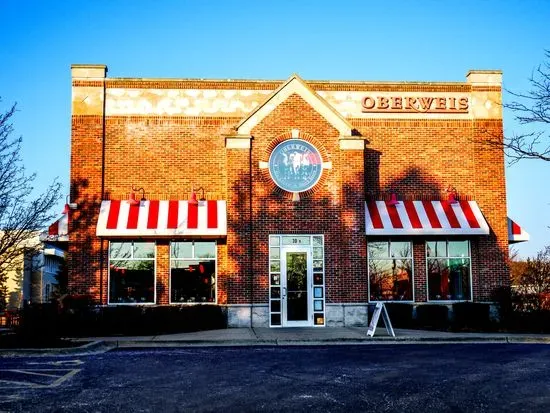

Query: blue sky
left=1, top=0, right=549, bottom=257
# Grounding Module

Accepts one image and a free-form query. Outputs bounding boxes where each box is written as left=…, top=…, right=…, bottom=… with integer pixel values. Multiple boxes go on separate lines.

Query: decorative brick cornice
left=73, top=78, right=474, bottom=93
left=105, top=79, right=280, bottom=90
left=72, top=80, right=105, bottom=87
left=349, top=118, right=475, bottom=127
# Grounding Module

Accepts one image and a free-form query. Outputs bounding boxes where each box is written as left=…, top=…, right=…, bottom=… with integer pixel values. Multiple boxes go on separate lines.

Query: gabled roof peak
left=237, top=74, right=353, bottom=136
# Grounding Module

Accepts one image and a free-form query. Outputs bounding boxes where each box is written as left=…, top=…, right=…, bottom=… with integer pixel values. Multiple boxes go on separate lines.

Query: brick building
left=67, top=64, right=528, bottom=327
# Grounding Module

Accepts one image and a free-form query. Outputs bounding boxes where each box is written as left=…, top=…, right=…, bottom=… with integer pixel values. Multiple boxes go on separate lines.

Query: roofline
left=103, top=77, right=473, bottom=86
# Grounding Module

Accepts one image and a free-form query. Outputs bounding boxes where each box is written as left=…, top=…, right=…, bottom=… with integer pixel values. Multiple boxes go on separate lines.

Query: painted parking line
left=0, top=393, right=24, bottom=404
left=0, top=369, right=81, bottom=389
left=26, top=359, right=84, bottom=366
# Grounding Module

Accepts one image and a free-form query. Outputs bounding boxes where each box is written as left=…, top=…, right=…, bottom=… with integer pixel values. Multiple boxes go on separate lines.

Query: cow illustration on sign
left=282, top=151, right=311, bottom=176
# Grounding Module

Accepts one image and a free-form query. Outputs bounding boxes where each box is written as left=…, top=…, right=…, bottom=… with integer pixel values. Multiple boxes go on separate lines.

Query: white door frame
left=281, top=246, right=313, bottom=327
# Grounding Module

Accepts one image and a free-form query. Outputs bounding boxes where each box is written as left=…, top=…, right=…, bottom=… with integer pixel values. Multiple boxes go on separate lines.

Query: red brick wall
left=69, top=81, right=509, bottom=306
left=69, top=115, right=104, bottom=299
left=412, top=240, right=427, bottom=302
left=226, top=145, right=252, bottom=304
left=473, top=119, right=509, bottom=300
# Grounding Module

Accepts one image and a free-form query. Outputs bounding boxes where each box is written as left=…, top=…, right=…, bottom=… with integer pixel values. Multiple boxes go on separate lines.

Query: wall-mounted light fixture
left=388, top=193, right=399, bottom=206
left=188, top=187, right=206, bottom=205
left=62, top=195, right=78, bottom=214
left=128, top=187, right=146, bottom=205
left=446, top=186, right=459, bottom=204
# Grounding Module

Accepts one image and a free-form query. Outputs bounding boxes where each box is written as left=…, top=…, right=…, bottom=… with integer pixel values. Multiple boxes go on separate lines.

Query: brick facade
left=68, top=65, right=509, bottom=327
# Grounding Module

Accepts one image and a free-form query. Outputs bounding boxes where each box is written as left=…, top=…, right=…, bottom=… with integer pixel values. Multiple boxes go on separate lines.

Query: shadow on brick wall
left=68, top=177, right=109, bottom=304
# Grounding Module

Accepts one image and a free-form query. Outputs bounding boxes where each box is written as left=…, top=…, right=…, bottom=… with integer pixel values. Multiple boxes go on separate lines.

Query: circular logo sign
left=268, top=139, right=323, bottom=193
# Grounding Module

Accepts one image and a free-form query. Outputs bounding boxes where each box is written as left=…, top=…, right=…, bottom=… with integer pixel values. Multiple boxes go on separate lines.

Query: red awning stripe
left=97, top=200, right=227, bottom=237
left=147, top=200, right=159, bottom=229
left=127, top=204, right=140, bottom=229
left=459, top=200, right=480, bottom=228
left=441, top=200, right=461, bottom=228
left=207, top=200, right=218, bottom=229
left=508, top=217, right=529, bottom=243
left=187, top=202, right=198, bottom=229
left=167, top=200, right=179, bottom=229
left=365, top=200, right=490, bottom=235
left=404, top=201, right=422, bottom=229
left=385, top=200, right=403, bottom=228
left=48, top=220, right=59, bottom=236
left=366, top=200, right=384, bottom=229
left=106, top=200, right=121, bottom=229
left=421, top=201, right=442, bottom=229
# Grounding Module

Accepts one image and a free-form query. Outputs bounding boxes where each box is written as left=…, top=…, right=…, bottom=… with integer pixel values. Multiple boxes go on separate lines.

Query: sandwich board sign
left=367, top=302, right=395, bottom=337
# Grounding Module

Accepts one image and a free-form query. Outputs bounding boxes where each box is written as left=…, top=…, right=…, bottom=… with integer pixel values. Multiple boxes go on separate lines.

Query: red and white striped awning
left=508, top=217, right=529, bottom=243
left=96, top=200, right=227, bottom=237
left=40, top=214, right=69, bottom=242
left=365, top=200, right=490, bottom=236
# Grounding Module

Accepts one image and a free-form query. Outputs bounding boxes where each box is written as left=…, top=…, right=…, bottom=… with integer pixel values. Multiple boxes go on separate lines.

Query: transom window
left=427, top=240, right=471, bottom=301
left=109, top=241, right=155, bottom=304
left=170, top=241, right=217, bottom=304
left=368, top=240, right=413, bottom=301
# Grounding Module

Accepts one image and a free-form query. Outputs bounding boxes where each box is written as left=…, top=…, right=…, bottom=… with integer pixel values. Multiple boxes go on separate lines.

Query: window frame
left=425, top=239, right=473, bottom=303
left=367, top=239, right=415, bottom=303
left=169, top=241, right=218, bottom=305
left=107, top=240, right=157, bottom=306
left=44, top=283, right=51, bottom=301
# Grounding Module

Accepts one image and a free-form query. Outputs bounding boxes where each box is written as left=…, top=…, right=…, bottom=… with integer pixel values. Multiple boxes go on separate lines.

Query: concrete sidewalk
left=73, top=327, right=550, bottom=348
left=2, top=328, right=550, bottom=357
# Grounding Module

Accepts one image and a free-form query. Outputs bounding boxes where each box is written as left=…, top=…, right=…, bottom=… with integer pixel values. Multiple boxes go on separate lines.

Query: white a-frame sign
left=367, top=302, right=395, bottom=337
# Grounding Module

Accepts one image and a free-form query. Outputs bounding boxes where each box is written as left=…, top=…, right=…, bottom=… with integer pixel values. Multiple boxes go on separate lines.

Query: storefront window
left=109, top=241, right=155, bottom=304
left=427, top=240, right=471, bottom=301
left=170, top=241, right=216, bottom=304
left=368, top=240, right=413, bottom=301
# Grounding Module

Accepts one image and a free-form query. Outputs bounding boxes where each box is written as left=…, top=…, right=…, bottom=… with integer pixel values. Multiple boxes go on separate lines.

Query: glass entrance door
left=281, top=248, right=312, bottom=327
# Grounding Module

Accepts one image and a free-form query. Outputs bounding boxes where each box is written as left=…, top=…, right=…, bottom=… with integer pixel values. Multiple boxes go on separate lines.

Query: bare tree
left=514, top=245, right=550, bottom=312
left=0, top=99, right=62, bottom=310
left=508, top=247, right=528, bottom=286
left=498, top=51, right=550, bottom=163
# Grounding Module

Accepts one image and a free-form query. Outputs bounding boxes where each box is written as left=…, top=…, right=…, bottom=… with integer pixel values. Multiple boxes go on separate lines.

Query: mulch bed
left=0, top=332, right=83, bottom=349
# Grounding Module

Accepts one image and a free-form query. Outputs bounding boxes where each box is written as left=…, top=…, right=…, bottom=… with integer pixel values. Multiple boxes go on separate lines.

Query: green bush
left=507, top=310, right=550, bottom=333
left=383, top=303, right=414, bottom=328
left=17, top=299, right=227, bottom=338
left=451, top=302, right=491, bottom=331
left=16, top=303, right=60, bottom=339
left=415, top=304, right=449, bottom=329
left=491, top=286, right=513, bottom=327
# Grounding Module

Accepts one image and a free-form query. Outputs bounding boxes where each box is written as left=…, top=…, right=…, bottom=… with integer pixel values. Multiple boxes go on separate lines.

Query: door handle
left=282, top=287, right=287, bottom=298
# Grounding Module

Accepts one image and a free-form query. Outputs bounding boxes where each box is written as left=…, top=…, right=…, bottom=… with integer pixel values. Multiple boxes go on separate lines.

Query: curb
left=115, top=339, right=276, bottom=348
left=0, top=340, right=116, bottom=357
left=109, top=336, right=550, bottom=349
left=506, top=336, right=550, bottom=344
left=2, top=335, right=550, bottom=354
